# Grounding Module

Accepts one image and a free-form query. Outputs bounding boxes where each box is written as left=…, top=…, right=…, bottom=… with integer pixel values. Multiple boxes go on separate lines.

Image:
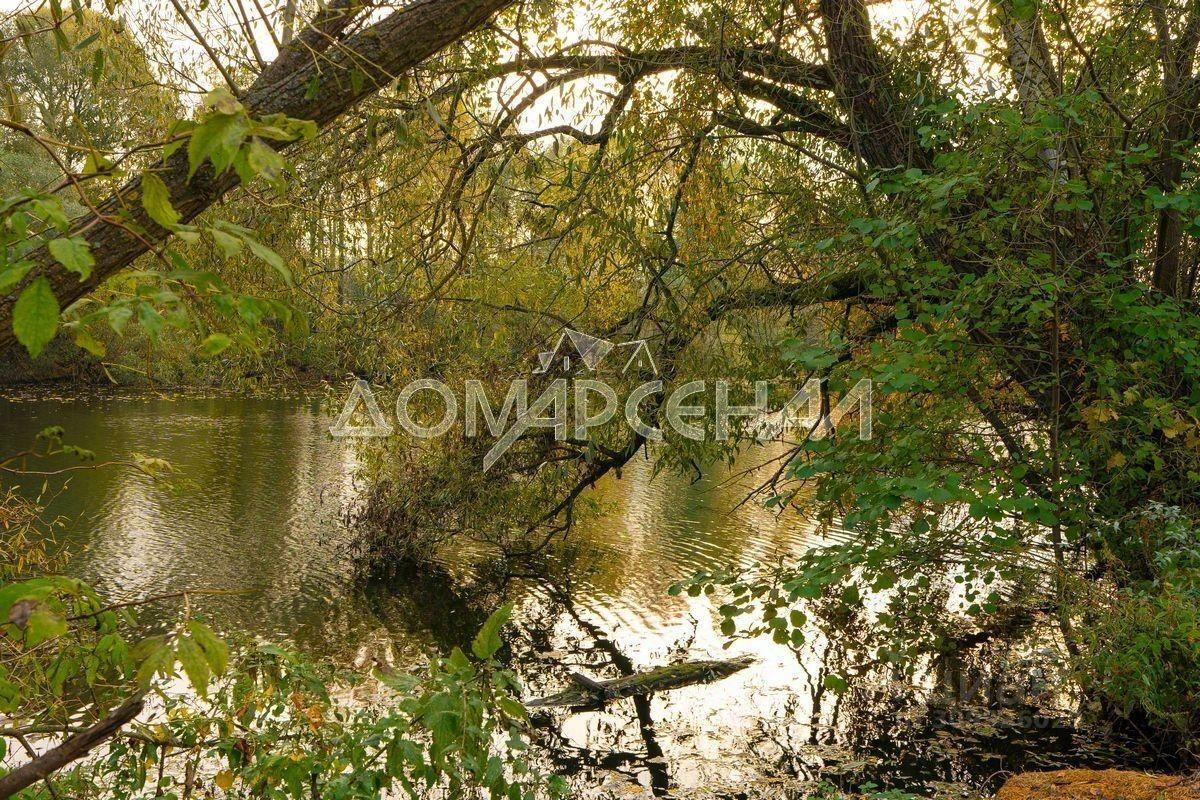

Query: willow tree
left=340, top=0, right=1200, bottom=746
left=5, top=0, right=1200, bottom=748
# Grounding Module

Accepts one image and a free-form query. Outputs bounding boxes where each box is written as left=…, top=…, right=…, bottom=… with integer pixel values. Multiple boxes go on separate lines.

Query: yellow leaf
left=1081, top=403, right=1118, bottom=427
left=305, top=703, right=325, bottom=731
left=1162, top=419, right=1191, bottom=439
left=214, top=770, right=235, bottom=791
left=1107, top=452, right=1126, bottom=469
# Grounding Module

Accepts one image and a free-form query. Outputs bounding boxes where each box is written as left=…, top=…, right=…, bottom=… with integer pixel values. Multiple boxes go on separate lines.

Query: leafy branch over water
left=0, top=436, right=559, bottom=799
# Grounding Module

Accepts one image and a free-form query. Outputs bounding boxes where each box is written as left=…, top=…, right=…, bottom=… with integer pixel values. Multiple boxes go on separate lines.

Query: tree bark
left=819, top=0, right=918, bottom=169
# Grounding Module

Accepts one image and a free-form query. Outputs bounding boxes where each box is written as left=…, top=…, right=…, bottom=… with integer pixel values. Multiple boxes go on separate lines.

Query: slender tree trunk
left=281, top=0, right=297, bottom=45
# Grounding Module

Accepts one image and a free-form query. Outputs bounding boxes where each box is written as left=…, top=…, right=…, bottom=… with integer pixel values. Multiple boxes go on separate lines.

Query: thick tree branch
left=818, top=0, right=917, bottom=169
left=0, top=695, right=145, bottom=799
left=997, top=0, right=1062, bottom=111
left=720, top=72, right=854, bottom=149
left=706, top=270, right=868, bottom=317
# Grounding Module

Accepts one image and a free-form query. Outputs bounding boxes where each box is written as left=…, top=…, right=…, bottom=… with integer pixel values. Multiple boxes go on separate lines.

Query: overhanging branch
left=0, top=0, right=516, bottom=353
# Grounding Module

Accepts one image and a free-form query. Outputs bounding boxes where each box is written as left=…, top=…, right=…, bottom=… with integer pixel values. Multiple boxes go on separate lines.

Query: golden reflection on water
left=0, top=391, right=1085, bottom=797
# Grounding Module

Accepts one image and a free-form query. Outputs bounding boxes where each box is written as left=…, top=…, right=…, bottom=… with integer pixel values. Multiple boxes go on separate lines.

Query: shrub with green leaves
left=1075, top=506, right=1200, bottom=748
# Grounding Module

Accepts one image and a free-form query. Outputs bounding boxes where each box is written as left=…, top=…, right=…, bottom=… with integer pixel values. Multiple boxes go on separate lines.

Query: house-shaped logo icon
left=532, top=329, right=658, bottom=376
left=533, top=329, right=615, bottom=373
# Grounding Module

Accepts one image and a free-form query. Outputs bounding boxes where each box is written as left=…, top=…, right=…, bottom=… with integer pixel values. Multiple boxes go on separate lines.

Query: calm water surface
left=0, top=390, right=1130, bottom=797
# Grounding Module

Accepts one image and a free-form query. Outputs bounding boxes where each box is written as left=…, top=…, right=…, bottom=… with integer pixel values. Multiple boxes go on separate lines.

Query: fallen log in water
left=527, top=656, right=754, bottom=708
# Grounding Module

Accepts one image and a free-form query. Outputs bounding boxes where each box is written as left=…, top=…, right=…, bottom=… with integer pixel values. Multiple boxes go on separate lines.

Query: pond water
left=0, top=389, right=1148, bottom=798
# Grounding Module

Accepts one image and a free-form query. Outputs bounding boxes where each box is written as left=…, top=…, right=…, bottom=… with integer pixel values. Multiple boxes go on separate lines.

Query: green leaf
left=130, top=633, right=169, bottom=662
left=243, top=237, right=292, bottom=286
left=163, top=120, right=193, bottom=162
left=73, top=326, right=105, bottom=357
left=187, top=113, right=249, bottom=178
left=203, top=86, right=242, bottom=115
left=137, top=302, right=164, bottom=339
left=0, top=261, right=33, bottom=292
left=134, top=637, right=173, bottom=689
left=1010, top=0, right=1037, bottom=20
left=245, top=138, right=284, bottom=180
left=48, top=236, right=94, bottom=280
left=83, top=151, right=113, bottom=176
left=141, top=172, right=180, bottom=228
left=208, top=227, right=243, bottom=259
left=176, top=635, right=210, bottom=696
left=0, top=581, right=58, bottom=621
left=497, top=695, right=527, bottom=721
left=378, top=671, right=420, bottom=693
left=34, top=427, right=64, bottom=443
left=198, top=332, right=232, bottom=357
left=13, top=277, right=59, bottom=358
left=107, top=306, right=132, bottom=335
left=25, top=607, right=68, bottom=647
left=184, top=621, right=229, bottom=677
left=823, top=674, right=849, bottom=693
left=471, top=603, right=513, bottom=660
left=31, top=197, right=68, bottom=230
left=0, top=677, right=19, bottom=714
left=447, top=646, right=472, bottom=673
